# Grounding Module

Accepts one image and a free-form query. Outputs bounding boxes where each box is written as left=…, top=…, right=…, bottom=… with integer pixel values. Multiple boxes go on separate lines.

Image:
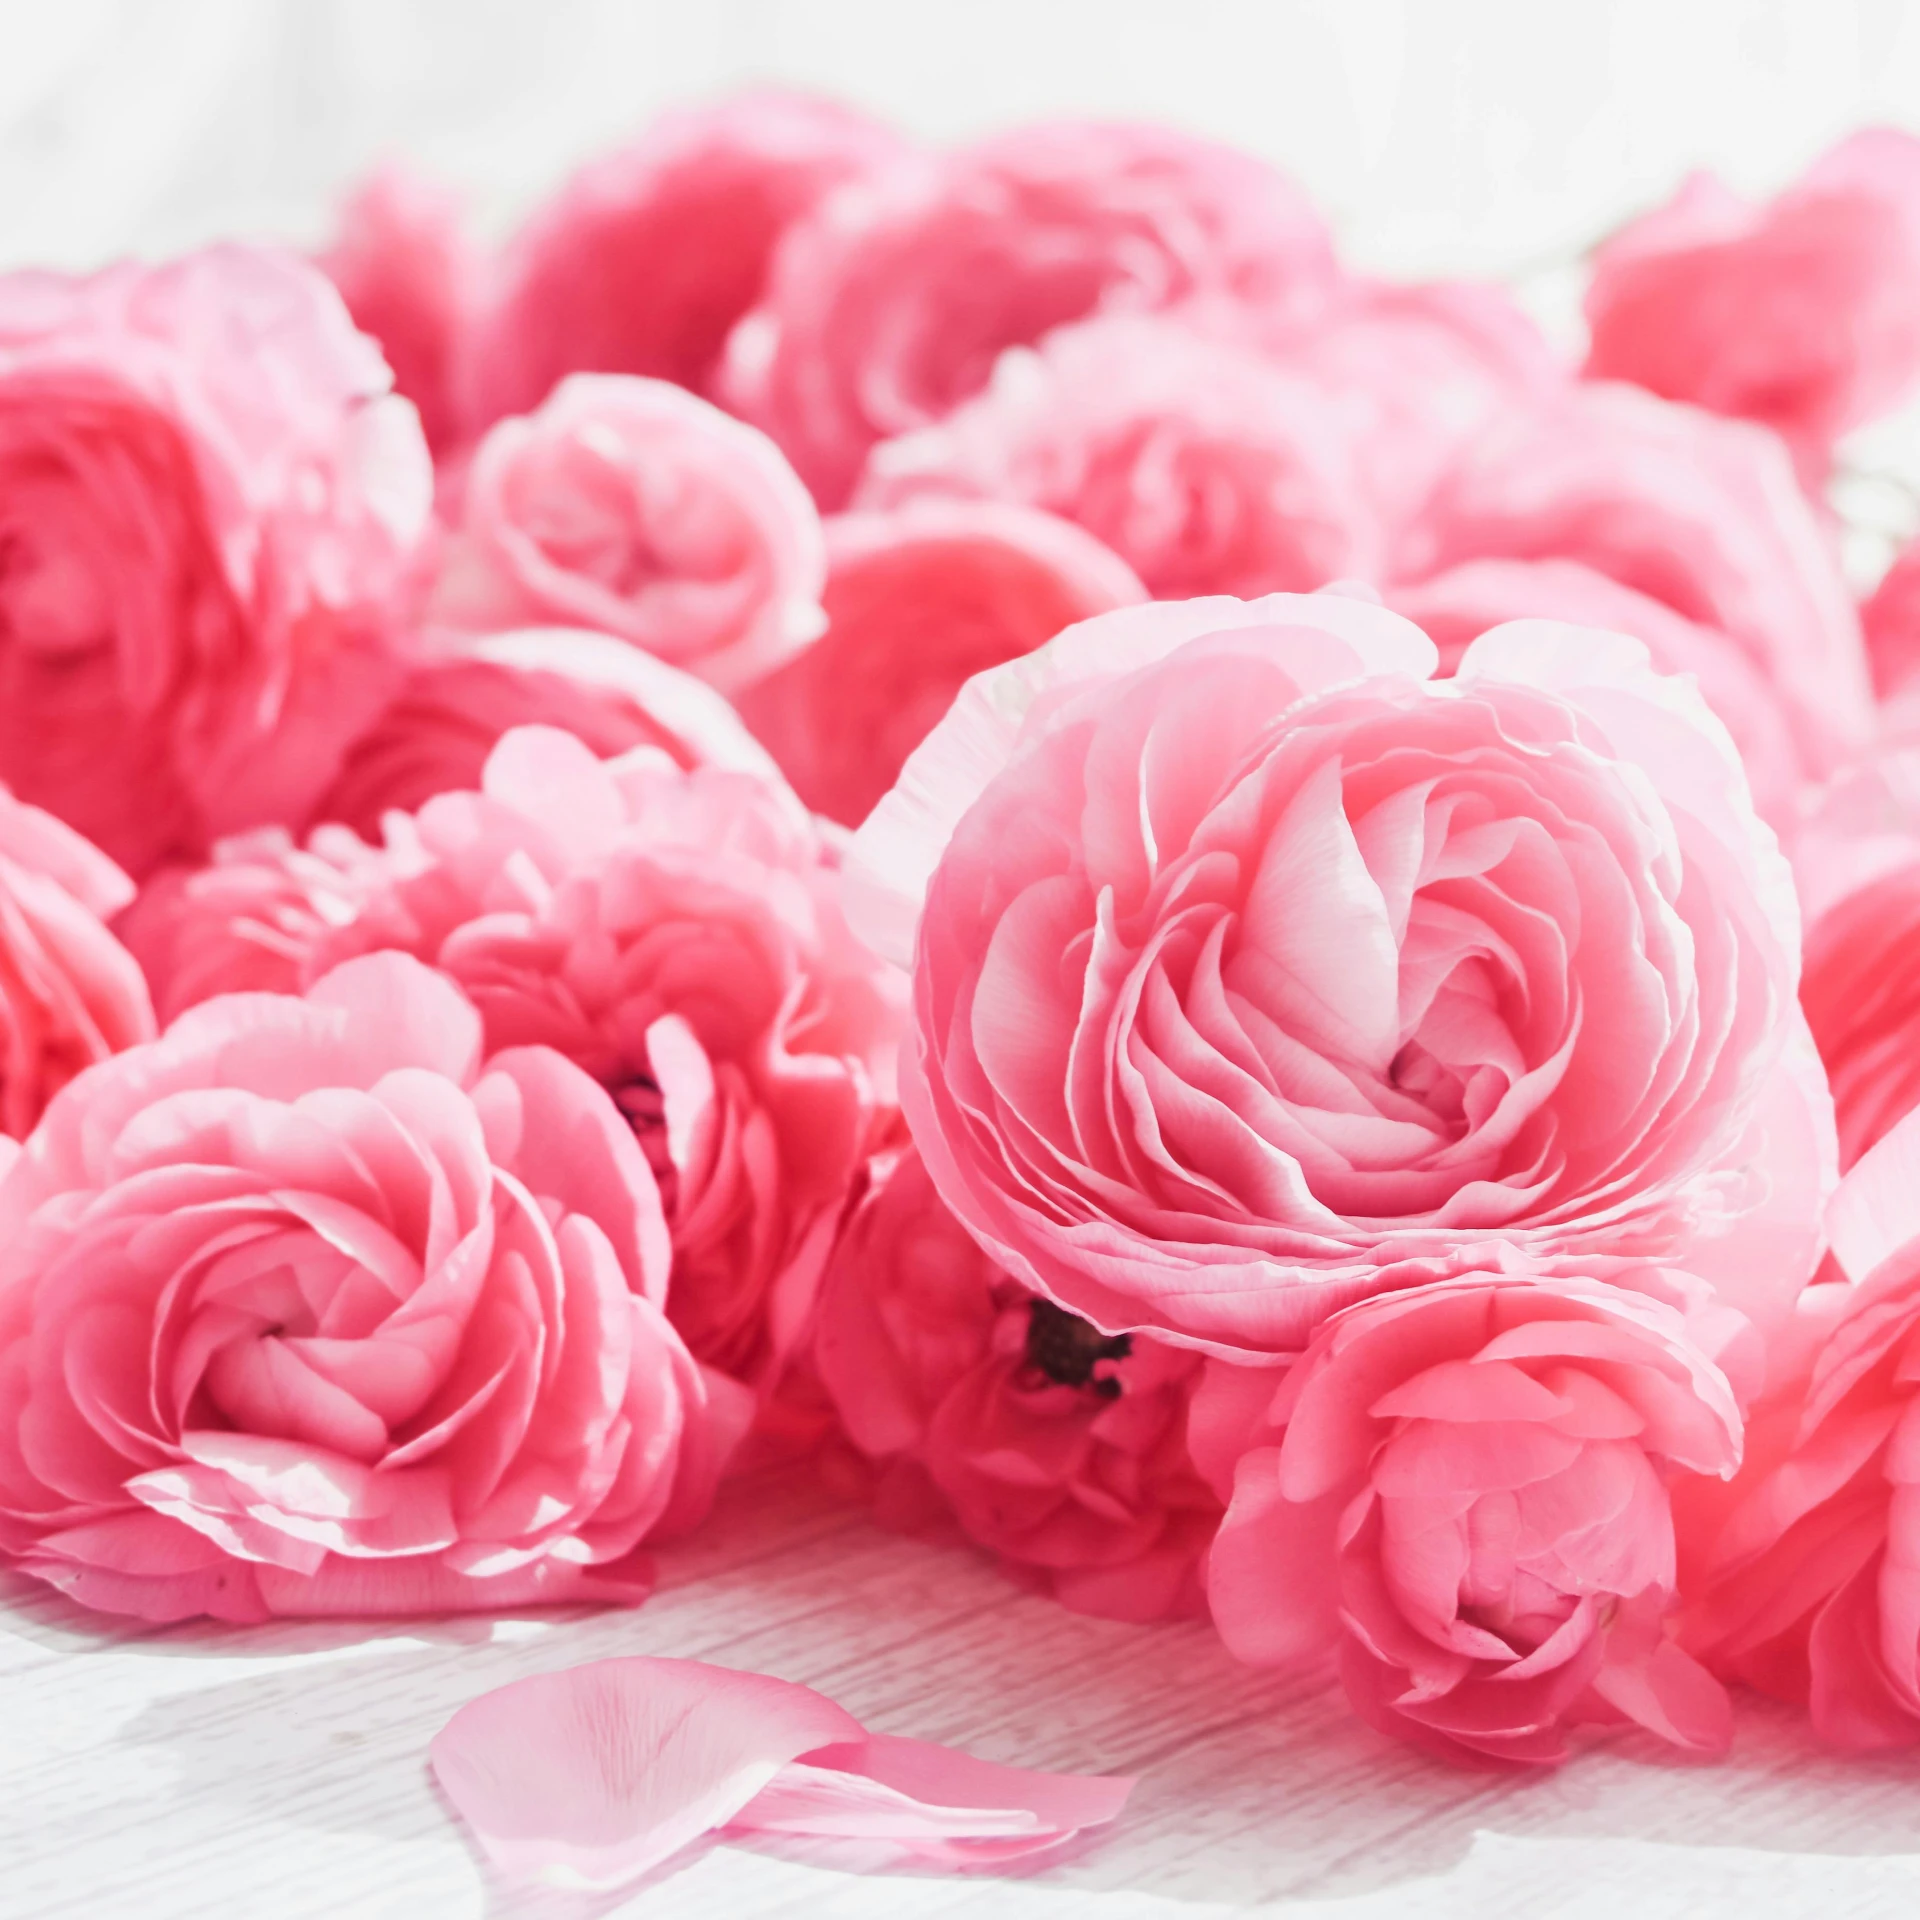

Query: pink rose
left=319, top=165, right=481, bottom=457
left=1585, top=130, right=1920, bottom=483
left=1401, top=380, right=1873, bottom=784
left=858, top=312, right=1381, bottom=600
left=432, top=374, right=825, bottom=695
left=309, top=626, right=783, bottom=837
left=0, top=245, right=435, bottom=876
left=847, top=592, right=1826, bottom=1359
left=121, top=728, right=901, bottom=1394
left=1688, top=1106, right=1920, bottom=1748
left=0, top=951, right=748, bottom=1623
left=1208, top=1270, right=1745, bottom=1766
left=738, top=500, right=1144, bottom=827
left=1863, top=533, right=1920, bottom=700
left=814, top=1148, right=1218, bottom=1622
left=1387, top=559, right=1804, bottom=826
left=470, top=91, right=904, bottom=427
left=725, top=120, right=1339, bottom=507
left=0, top=786, right=153, bottom=1135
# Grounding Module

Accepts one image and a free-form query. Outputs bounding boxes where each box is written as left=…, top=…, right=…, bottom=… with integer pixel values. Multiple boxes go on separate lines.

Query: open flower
left=849, top=592, right=1827, bottom=1359
left=0, top=952, right=748, bottom=1622
left=432, top=374, right=825, bottom=694
left=1208, top=1269, right=1747, bottom=1767
left=724, top=119, right=1338, bottom=506
left=0, top=245, right=434, bottom=875
left=738, top=500, right=1144, bottom=827
left=814, top=1148, right=1218, bottom=1621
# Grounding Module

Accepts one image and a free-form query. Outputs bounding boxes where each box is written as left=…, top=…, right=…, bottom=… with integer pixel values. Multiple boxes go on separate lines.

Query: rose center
left=1023, top=1297, right=1132, bottom=1397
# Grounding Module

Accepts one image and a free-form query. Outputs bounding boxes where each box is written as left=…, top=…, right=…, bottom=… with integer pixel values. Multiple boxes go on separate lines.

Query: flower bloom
left=814, top=1148, right=1218, bottom=1622
left=469, top=90, right=905, bottom=427
left=1399, top=380, right=1873, bottom=785
left=848, top=592, right=1826, bottom=1359
left=1584, top=129, right=1920, bottom=483
left=1688, top=1105, right=1920, bottom=1749
left=120, top=727, right=901, bottom=1394
left=308, top=626, right=782, bottom=838
left=0, top=786, right=153, bottom=1135
left=0, top=952, right=748, bottom=1623
left=724, top=119, right=1338, bottom=506
left=0, top=245, right=435, bottom=875
left=738, top=500, right=1144, bottom=827
left=432, top=374, right=826, bottom=695
left=1862, top=532, right=1920, bottom=701
left=319, top=165, right=481, bottom=457
left=1208, top=1270, right=1746, bottom=1767
left=858, top=312, right=1380, bottom=600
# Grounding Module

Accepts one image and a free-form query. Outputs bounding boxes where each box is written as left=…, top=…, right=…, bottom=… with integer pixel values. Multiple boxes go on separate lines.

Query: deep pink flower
left=432, top=374, right=825, bottom=694
left=1585, top=130, right=1920, bottom=482
left=738, top=500, right=1144, bottom=827
left=849, top=592, right=1828, bottom=1359
left=814, top=1148, right=1218, bottom=1622
left=0, top=951, right=748, bottom=1622
left=319, top=165, right=481, bottom=457
left=725, top=120, right=1338, bottom=507
left=1401, top=380, right=1873, bottom=785
left=0, top=245, right=435, bottom=876
left=858, top=312, right=1380, bottom=600
left=0, top=786, right=153, bottom=1136
left=470, top=91, right=905, bottom=428
left=1209, top=1269, right=1745, bottom=1767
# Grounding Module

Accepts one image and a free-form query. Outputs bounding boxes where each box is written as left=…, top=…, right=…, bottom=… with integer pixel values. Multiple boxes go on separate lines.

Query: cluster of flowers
left=11, top=91, right=1920, bottom=1774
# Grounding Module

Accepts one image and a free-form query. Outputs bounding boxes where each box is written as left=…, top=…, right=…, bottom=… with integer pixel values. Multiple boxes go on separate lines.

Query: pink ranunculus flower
left=1687, top=1105, right=1920, bottom=1749
left=0, top=245, right=435, bottom=877
left=0, top=951, right=749, bottom=1623
left=848, top=592, right=1828, bottom=1360
left=1208, top=1269, right=1747, bottom=1767
left=469, top=91, right=905, bottom=428
left=738, top=500, right=1145, bottom=828
left=319, top=165, right=481, bottom=458
left=0, top=786, right=154, bottom=1136
left=1387, top=558, right=1805, bottom=827
left=309, top=626, right=784, bottom=837
left=724, top=120, right=1339, bottom=508
left=1584, top=129, right=1920, bottom=484
left=857, top=312, right=1381, bottom=601
left=120, top=728, right=901, bottom=1394
left=1401, top=380, right=1873, bottom=786
left=814, top=1148, right=1219, bottom=1622
left=1862, top=532, right=1920, bottom=701
left=432, top=374, right=826, bottom=695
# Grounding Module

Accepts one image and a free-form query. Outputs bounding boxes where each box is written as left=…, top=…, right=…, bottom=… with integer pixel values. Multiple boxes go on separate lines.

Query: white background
left=4, top=6, right=1920, bottom=1916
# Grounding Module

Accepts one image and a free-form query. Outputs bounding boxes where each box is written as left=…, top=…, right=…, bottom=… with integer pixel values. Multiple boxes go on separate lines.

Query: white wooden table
left=4, top=1465, right=1920, bottom=1919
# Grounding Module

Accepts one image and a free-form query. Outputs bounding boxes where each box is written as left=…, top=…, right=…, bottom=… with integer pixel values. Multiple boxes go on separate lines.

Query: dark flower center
left=1024, top=1298, right=1132, bottom=1398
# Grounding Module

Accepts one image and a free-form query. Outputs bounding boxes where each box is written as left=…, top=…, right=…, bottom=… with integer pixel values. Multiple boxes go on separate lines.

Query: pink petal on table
left=430, top=1657, right=1133, bottom=1888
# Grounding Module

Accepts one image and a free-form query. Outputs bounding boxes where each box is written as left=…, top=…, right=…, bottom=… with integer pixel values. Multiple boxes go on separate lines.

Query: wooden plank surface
left=3, top=1466, right=1920, bottom=1918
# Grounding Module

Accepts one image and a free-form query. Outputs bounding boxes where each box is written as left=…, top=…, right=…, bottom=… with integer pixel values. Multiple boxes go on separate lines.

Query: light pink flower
left=470, top=91, right=905, bottom=428
left=725, top=120, right=1339, bottom=507
left=0, top=951, right=747, bottom=1622
left=309, top=626, right=782, bottom=837
left=1862, top=533, right=1920, bottom=700
left=1585, top=130, right=1920, bottom=483
left=0, top=786, right=153, bottom=1136
left=814, top=1148, right=1218, bottom=1622
left=432, top=374, right=825, bottom=694
left=1387, top=558, right=1805, bottom=826
left=848, top=592, right=1827, bottom=1359
left=1687, top=1105, right=1920, bottom=1748
left=120, top=728, right=901, bottom=1393
left=1401, top=380, right=1873, bottom=784
left=1209, top=1270, right=1745, bottom=1767
left=858, top=312, right=1380, bottom=600
left=0, top=245, right=435, bottom=876
left=738, top=501, right=1144, bottom=827
left=319, top=165, right=481, bottom=457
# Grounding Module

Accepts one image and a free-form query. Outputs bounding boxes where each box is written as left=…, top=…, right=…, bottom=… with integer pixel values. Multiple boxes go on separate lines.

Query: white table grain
left=4, top=1465, right=1920, bottom=1919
